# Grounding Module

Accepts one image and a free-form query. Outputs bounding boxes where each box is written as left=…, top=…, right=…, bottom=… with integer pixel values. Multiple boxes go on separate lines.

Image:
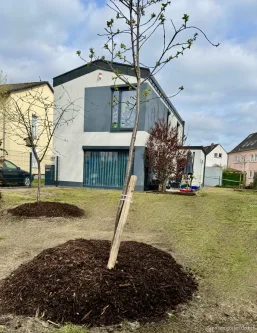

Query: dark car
left=0, top=160, right=32, bottom=187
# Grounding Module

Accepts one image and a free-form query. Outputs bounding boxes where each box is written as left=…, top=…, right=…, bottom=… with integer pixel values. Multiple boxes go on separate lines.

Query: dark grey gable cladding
left=53, top=60, right=150, bottom=87
left=84, top=86, right=112, bottom=132
left=53, top=60, right=184, bottom=124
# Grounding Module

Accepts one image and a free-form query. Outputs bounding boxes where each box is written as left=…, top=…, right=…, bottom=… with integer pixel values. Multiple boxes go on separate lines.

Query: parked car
left=0, top=160, right=32, bottom=187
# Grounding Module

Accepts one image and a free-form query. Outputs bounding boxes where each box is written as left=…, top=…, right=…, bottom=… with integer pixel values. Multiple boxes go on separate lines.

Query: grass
left=1, top=187, right=257, bottom=332
left=51, top=324, right=88, bottom=333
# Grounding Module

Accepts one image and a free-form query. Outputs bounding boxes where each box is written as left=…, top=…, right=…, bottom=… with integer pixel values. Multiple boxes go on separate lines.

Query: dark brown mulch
left=8, top=201, right=84, bottom=218
left=148, top=191, right=196, bottom=196
left=0, top=240, right=197, bottom=327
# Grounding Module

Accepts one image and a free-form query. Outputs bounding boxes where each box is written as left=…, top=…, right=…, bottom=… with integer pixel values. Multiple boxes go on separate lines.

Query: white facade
left=190, top=149, right=206, bottom=187
left=205, top=145, right=227, bottom=168
left=53, top=67, right=184, bottom=186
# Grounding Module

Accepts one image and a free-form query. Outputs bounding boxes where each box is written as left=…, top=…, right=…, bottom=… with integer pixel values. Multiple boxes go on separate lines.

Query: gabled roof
left=203, top=144, right=219, bottom=155
left=53, top=60, right=184, bottom=124
left=229, top=132, right=257, bottom=153
left=0, top=81, right=53, bottom=94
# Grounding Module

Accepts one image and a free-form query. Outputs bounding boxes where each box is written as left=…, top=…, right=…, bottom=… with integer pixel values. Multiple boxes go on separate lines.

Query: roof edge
left=3, top=81, right=53, bottom=94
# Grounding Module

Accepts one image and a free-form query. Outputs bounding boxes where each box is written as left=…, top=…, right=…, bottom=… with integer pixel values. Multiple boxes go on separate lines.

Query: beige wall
left=228, top=150, right=257, bottom=185
left=0, top=84, right=54, bottom=173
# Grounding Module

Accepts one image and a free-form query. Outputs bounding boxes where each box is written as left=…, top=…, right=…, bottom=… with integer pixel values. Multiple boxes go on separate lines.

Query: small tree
left=145, top=119, right=187, bottom=192
left=0, top=72, right=8, bottom=196
left=77, top=1, right=219, bottom=229
left=0, top=84, right=79, bottom=202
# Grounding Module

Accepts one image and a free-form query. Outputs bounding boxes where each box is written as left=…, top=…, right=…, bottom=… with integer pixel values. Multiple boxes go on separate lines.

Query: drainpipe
left=202, top=149, right=207, bottom=187
left=2, top=111, right=5, bottom=156
left=182, top=121, right=185, bottom=144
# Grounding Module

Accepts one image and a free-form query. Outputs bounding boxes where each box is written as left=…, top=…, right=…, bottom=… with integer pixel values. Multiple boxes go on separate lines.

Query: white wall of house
left=206, top=145, right=227, bottom=168
left=54, top=70, right=144, bottom=183
left=54, top=69, right=182, bottom=184
left=190, top=149, right=205, bottom=187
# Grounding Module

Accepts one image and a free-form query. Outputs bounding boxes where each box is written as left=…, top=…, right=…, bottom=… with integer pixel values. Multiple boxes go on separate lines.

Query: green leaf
left=179, top=86, right=184, bottom=90
left=76, top=50, right=81, bottom=56
left=107, top=18, right=114, bottom=27
left=182, top=14, right=189, bottom=22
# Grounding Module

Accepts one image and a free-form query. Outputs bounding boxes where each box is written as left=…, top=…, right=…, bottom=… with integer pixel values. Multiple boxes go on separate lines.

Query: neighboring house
left=182, top=144, right=226, bottom=187
left=53, top=60, right=184, bottom=191
left=0, top=82, right=54, bottom=173
left=182, top=146, right=206, bottom=187
left=228, top=132, right=257, bottom=186
left=203, top=143, right=227, bottom=168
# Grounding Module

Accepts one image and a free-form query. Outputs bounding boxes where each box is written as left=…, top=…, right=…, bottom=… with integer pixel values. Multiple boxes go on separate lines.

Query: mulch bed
left=8, top=201, right=84, bottom=218
left=0, top=240, right=197, bottom=327
left=148, top=191, right=196, bottom=196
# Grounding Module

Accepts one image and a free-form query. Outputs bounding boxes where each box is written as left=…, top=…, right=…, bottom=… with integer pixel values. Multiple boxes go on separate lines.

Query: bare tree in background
left=77, top=0, right=219, bottom=266
left=0, top=72, right=8, bottom=196
left=145, top=119, right=187, bottom=192
left=0, top=84, right=79, bottom=202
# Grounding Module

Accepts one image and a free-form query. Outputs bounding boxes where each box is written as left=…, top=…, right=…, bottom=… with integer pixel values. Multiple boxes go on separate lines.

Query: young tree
left=0, top=72, right=8, bottom=196
left=145, top=119, right=187, bottom=192
left=77, top=0, right=219, bottom=266
left=0, top=84, right=79, bottom=202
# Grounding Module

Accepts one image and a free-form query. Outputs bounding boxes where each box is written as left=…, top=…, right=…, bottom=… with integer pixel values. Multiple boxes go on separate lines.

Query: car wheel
left=24, top=176, right=31, bottom=187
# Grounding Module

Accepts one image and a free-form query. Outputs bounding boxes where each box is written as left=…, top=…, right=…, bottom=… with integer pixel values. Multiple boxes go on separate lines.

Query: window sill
left=110, top=128, right=133, bottom=133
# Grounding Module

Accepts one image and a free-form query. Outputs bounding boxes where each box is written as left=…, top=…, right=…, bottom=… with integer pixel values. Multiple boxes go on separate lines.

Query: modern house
left=0, top=82, right=54, bottom=173
left=228, top=132, right=257, bottom=186
left=53, top=60, right=184, bottom=191
left=204, top=143, right=227, bottom=168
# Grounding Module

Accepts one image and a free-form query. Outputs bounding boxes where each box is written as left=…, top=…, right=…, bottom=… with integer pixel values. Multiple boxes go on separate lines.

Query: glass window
left=120, top=90, right=136, bottom=128
left=4, top=161, right=17, bottom=169
left=219, top=153, right=222, bottom=158
left=111, top=89, right=136, bottom=130
left=111, top=91, right=119, bottom=129
left=32, top=115, right=38, bottom=137
left=214, top=153, right=218, bottom=158
left=251, top=155, right=254, bottom=162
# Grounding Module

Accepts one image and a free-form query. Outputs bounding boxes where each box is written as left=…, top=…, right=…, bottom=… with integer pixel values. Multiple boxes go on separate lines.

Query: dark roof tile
left=0, top=81, right=53, bottom=94
left=229, top=132, right=257, bottom=153
left=203, top=144, right=219, bottom=155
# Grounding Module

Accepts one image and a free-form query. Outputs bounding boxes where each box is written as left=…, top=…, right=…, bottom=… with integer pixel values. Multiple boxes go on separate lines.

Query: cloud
left=0, top=0, right=256, bottom=152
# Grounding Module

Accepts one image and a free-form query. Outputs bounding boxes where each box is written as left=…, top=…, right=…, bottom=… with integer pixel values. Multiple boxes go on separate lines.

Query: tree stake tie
left=120, top=194, right=132, bottom=203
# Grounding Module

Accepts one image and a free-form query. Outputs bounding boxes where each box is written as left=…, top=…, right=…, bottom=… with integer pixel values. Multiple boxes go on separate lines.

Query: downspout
left=182, top=121, right=185, bottom=144
left=202, top=149, right=207, bottom=187
left=3, top=111, right=5, bottom=156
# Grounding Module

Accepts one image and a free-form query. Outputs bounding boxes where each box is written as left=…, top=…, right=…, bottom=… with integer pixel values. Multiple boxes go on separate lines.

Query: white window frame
left=32, top=115, right=38, bottom=138
left=32, top=148, right=38, bottom=168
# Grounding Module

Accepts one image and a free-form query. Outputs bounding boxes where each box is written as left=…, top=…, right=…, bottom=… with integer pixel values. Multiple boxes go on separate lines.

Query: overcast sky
left=0, top=0, right=256, bottom=152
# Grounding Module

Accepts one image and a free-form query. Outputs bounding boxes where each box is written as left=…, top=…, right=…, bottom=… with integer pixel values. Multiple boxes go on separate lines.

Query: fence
left=222, top=171, right=243, bottom=187
left=204, top=167, right=223, bottom=187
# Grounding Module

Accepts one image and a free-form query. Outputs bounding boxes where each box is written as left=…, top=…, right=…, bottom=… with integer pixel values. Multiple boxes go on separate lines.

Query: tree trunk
left=37, top=161, right=41, bottom=203
left=113, top=79, right=141, bottom=233
left=160, top=181, right=166, bottom=192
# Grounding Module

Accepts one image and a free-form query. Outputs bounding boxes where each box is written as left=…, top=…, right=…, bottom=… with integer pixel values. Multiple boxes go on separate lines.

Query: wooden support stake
left=107, top=175, right=137, bottom=269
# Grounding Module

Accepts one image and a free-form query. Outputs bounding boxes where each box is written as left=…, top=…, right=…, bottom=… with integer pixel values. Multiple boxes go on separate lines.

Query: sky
left=0, top=0, right=257, bottom=152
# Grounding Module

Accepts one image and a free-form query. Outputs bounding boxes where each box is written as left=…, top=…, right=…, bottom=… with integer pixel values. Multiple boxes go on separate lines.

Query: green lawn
left=0, top=187, right=257, bottom=332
